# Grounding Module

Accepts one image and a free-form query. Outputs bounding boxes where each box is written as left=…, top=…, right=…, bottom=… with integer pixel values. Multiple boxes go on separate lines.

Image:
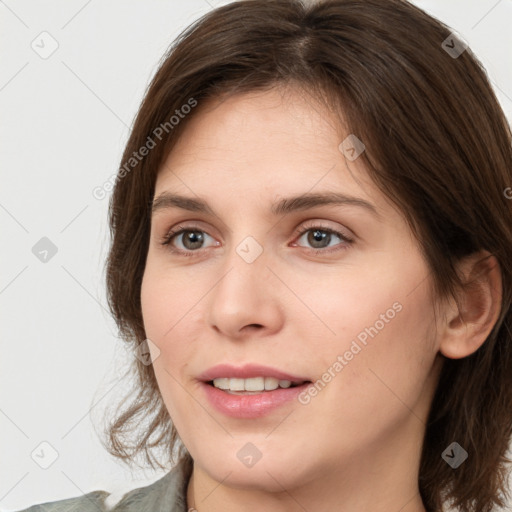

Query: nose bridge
left=214, top=235, right=269, bottom=312
left=206, top=234, right=284, bottom=337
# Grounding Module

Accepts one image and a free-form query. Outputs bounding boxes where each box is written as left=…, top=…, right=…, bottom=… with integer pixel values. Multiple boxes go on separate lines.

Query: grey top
left=16, top=457, right=193, bottom=512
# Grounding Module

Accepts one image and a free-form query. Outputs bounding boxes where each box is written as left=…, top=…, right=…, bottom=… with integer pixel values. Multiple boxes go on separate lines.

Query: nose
left=206, top=247, right=285, bottom=340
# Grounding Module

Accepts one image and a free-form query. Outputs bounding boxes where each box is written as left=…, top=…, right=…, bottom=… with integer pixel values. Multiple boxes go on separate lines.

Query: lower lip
left=201, top=381, right=310, bottom=419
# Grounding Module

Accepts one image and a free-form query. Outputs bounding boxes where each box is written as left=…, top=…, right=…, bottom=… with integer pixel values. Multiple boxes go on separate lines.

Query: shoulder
left=14, top=490, right=109, bottom=512
left=15, top=456, right=193, bottom=512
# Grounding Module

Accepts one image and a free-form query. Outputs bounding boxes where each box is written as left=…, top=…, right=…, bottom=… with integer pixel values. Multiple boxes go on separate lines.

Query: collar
left=110, top=454, right=193, bottom=511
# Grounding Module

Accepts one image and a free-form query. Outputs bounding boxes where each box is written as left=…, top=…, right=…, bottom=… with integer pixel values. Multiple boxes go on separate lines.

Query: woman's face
left=141, top=86, right=443, bottom=494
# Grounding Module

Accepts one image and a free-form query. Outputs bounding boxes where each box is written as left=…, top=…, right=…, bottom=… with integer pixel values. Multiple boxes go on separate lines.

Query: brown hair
left=103, top=1, right=512, bottom=510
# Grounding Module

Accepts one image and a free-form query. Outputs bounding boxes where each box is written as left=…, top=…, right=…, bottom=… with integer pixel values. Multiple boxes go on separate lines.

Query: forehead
left=154, top=87, right=382, bottom=211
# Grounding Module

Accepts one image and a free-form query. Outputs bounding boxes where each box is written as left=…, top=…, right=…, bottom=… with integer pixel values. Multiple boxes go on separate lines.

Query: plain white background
left=1, top=0, right=511, bottom=510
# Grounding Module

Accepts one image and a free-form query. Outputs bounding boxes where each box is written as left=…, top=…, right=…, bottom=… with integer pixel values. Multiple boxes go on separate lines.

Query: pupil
left=308, top=229, right=330, bottom=248
left=184, top=231, right=203, bottom=249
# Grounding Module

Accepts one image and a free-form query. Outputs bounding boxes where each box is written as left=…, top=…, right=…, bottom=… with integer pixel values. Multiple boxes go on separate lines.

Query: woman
left=18, top=0, right=512, bottom=511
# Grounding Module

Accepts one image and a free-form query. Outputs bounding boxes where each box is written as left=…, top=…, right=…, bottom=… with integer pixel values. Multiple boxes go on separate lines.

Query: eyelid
left=159, top=221, right=218, bottom=246
left=291, top=220, right=355, bottom=242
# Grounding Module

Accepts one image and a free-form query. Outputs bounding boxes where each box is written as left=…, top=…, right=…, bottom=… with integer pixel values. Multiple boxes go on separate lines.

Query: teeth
left=212, top=377, right=296, bottom=392
left=229, top=378, right=245, bottom=391
left=213, top=378, right=229, bottom=390
left=245, top=377, right=264, bottom=391
left=264, top=377, right=279, bottom=390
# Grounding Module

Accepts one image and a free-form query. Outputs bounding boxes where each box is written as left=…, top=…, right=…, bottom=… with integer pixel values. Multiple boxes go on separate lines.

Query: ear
left=439, top=251, right=502, bottom=359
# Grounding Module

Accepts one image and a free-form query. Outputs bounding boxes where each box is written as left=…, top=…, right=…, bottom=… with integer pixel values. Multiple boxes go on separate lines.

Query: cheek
left=278, top=258, right=414, bottom=354
left=140, top=269, right=194, bottom=438
left=140, top=262, right=206, bottom=406
left=140, top=257, right=206, bottom=342
left=286, top=254, right=437, bottom=420
left=295, top=241, right=433, bottom=344
left=140, top=265, right=189, bottom=400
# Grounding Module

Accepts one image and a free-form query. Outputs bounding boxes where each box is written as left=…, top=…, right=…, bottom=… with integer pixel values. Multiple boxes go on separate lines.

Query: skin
left=140, top=85, right=502, bottom=512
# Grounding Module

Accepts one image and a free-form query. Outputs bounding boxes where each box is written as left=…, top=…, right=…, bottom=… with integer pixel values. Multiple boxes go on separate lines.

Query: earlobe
left=439, top=252, right=502, bottom=360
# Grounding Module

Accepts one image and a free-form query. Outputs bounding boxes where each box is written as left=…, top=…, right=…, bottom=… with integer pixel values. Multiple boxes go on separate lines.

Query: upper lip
left=198, top=364, right=310, bottom=384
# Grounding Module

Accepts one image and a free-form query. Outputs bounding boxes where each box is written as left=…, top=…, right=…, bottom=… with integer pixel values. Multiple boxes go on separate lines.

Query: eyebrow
left=151, top=191, right=381, bottom=219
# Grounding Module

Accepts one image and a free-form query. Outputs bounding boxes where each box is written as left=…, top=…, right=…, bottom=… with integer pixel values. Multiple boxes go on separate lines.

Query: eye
left=160, top=225, right=218, bottom=254
left=159, top=222, right=353, bottom=256
left=293, top=224, right=353, bottom=253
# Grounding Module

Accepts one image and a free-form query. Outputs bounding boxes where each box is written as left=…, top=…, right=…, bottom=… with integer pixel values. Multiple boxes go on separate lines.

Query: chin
left=192, top=439, right=317, bottom=492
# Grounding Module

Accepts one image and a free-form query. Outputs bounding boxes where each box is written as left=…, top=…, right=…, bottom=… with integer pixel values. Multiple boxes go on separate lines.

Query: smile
left=211, top=376, right=305, bottom=393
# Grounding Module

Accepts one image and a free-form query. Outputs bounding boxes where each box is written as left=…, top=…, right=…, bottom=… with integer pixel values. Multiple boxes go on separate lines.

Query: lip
left=198, top=363, right=309, bottom=383
left=198, top=364, right=311, bottom=419
left=200, top=381, right=311, bottom=419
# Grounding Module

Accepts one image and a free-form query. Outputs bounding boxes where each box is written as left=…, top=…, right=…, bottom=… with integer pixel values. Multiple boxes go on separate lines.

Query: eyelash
left=159, top=222, right=354, bottom=257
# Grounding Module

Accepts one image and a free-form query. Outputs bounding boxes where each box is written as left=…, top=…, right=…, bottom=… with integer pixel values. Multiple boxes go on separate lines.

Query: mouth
left=206, top=376, right=309, bottom=395
left=198, top=364, right=312, bottom=418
